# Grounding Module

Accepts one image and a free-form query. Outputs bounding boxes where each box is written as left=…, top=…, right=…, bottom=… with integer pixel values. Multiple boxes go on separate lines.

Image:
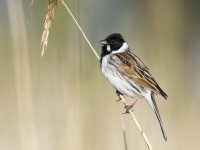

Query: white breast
left=101, top=54, right=143, bottom=100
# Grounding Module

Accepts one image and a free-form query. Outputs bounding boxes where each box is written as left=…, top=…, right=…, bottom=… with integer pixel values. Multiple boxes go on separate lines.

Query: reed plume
left=41, top=0, right=57, bottom=56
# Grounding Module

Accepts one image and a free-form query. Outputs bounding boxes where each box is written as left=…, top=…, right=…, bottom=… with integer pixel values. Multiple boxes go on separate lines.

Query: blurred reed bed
left=6, top=1, right=38, bottom=150
left=0, top=0, right=200, bottom=150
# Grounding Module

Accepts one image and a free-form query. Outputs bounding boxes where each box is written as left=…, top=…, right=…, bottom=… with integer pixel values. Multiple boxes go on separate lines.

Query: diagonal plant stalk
left=60, top=0, right=99, bottom=59
left=59, top=0, right=152, bottom=149
left=119, top=95, right=152, bottom=150
left=121, top=116, right=128, bottom=150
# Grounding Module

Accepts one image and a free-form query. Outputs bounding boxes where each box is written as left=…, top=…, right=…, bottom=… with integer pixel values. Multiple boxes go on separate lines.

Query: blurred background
left=1, top=0, right=200, bottom=150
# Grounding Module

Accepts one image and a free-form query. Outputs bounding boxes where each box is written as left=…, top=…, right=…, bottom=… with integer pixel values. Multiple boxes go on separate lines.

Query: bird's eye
left=107, top=45, right=111, bottom=52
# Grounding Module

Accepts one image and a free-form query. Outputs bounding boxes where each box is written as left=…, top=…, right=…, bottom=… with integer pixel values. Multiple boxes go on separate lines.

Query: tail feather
left=147, top=92, right=167, bottom=141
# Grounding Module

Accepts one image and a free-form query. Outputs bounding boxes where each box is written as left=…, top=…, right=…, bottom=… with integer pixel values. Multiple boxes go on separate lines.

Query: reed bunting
left=99, top=33, right=168, bottom=141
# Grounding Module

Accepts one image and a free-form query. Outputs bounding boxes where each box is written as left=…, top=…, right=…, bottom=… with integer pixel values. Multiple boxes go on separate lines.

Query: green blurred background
left=1, top=0, right=200, bottom=150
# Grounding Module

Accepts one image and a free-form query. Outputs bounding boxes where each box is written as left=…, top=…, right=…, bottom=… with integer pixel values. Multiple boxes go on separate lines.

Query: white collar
left=111, top=42, right=129, bottom=54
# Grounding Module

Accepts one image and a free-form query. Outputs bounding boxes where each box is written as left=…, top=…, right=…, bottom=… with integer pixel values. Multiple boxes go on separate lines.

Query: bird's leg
left=123, top=100, right=138, bottom=114
left=116, top=90, right=123, bottom=102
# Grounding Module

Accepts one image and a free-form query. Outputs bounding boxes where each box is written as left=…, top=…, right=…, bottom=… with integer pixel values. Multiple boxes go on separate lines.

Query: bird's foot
left=115, top=90, right=123, bottom=102
left=123, top=100, right=138, bottom=114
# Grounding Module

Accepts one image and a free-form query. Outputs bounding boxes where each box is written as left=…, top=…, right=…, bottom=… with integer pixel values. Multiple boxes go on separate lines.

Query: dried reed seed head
left=41, top=0, right=57, bottom=56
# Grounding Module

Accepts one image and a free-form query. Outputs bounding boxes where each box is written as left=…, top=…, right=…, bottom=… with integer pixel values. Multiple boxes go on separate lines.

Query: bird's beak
left=99, top=40, right=107, bottom=45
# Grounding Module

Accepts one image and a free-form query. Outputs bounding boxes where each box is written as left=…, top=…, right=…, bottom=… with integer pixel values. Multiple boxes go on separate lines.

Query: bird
left=99, top=33, right=168, bottom=141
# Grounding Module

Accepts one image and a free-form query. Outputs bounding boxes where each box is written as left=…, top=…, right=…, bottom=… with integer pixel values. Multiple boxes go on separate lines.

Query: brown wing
left=112, top=51, right=168, bottom=99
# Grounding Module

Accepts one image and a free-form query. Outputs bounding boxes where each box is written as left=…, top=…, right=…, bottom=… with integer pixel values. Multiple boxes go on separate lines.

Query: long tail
left=146, top=92, right=167, bottom=141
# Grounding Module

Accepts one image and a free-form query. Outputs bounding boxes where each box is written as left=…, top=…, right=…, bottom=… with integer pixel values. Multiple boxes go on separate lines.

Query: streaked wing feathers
left=112, top=51, right=168, bottom=99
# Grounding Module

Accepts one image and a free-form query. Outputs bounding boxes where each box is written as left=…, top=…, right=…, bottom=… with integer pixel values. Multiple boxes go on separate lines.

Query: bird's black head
left=100, top=33, right=126, bottom=58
